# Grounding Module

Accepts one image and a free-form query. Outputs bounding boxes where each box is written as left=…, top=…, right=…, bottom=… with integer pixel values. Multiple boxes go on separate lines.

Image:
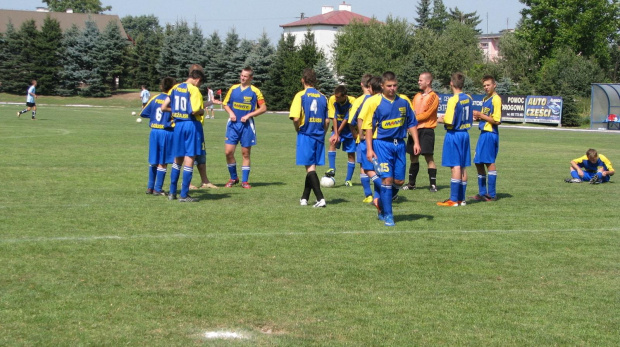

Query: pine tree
left=415, top=0, right=432, bottom=29
left=34, top=16, right=63, bottom=95
left=428, top=0, right=449, bottom=32
left=57, top=25, right=80, bottom=95
left=314, top=57, right=337, bottom=95
left=0, top=23, right=26, bottom=94
left=244, top=32, right=275, bottom=89
left=121, top=15, right=163, bottom=89
left=448, top=7, right=482, bottom=34
left=263, top=34, right=303, bottom=110
left=76, top=21, right=108, bottom=96
left=203, top=31, right=225, bottom=92
left=222, top=29, right=241, bottom=87
left=96, top=20, right=127, bottom=91
left=298, top=29, right=323, bottom=69
left=157, top=24, right=177, bottom=79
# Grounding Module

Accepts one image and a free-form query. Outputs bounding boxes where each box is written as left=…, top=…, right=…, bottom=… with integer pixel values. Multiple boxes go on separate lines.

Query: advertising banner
left=501, top=95, right=526, bottom=122
left=524, top=96, right=563, bottom=124
left=437, top=94, right=484, bottom=116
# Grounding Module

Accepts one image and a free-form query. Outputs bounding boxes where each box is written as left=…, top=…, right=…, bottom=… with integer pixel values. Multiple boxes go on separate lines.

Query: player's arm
left=600, top=156, right=615, bottom=176
left=415, top=93, right=439, bottom=122
left=438, top=96, right=458, bottom=125
left=570, top=159, right=584, bottom=176
left=241, top=100, right=267, bottom=123
left=161, top=96, right=171, bottom=113
left=189, top=88, right=205, bottom=116
left=222, top=88, right=236, bottom=121
left=408, top=126, right=421, bottom=155
left=289, top=92, right=303, bottom=132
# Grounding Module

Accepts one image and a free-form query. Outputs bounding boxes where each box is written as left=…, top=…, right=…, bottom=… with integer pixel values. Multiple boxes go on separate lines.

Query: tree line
left=1, top=0, right=618, bottom=125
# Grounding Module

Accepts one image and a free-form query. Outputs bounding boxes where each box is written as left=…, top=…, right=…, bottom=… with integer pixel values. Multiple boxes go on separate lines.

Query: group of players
left=289, top=69, right=502, bottom=226
left=140, top=64, right=266, bottom=202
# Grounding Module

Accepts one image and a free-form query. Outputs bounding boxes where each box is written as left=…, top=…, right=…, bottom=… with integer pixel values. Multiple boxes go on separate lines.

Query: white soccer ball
left=131, top=111, right=136, bottom=116
left=320, top=176, right=335, bottom=188
left=136, top=118, right=142, bottom=123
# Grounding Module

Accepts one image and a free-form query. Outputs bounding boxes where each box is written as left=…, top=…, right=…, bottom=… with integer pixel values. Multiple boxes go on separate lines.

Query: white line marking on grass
left=1, top=227, right=619, bottom=244
left=203, top=331, right=248, bottom=340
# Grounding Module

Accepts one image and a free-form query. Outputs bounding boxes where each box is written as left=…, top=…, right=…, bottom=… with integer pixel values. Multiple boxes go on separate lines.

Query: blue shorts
left=148, top=129, right=175, bottom=165
left=296, top=133, right=325, bottom=166
left=225, top=119, right=256, bottom=148
left=332, top=131, right=357, bottom=153
left=442, top=131, right=471, bottom=167
left=356, top=141, right=374, bottom=171
left=373, top=139, right=406, bottom=180
left=172, top=120, right=205, bottom=158
left=580, top=171, right=611, bottom=183
left=474, top=131, right=499, bottom=164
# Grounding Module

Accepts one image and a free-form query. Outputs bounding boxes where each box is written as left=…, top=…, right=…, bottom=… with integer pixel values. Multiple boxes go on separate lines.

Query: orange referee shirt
left=411, top=90, right=439, bottom=129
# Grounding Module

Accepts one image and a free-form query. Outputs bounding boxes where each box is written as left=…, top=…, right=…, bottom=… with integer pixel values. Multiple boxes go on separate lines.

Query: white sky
left=1, top=0, right=525, bottom=41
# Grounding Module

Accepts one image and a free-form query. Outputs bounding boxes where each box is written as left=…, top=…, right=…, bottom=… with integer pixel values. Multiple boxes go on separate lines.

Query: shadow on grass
left=244, top=181, right=285, bottom=188
left=466, top=192, right=514, bottom=204
left=395, top=213, right=434, bottom=222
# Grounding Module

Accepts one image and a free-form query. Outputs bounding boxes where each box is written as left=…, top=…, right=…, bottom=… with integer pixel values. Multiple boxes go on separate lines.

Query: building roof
left=0, top=9, right=129, bottom=39
left=280, top=10, right=374, bottom=28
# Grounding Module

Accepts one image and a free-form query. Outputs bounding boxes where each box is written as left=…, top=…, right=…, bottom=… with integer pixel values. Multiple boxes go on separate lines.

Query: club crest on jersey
left=382, top=117, right=404, bottom=129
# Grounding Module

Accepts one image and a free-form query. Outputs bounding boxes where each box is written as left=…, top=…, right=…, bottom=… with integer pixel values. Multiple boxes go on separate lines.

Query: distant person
left=140, top=85, right=151, bottom=108
left=17, top=80, right=37, bottom=120
left=472, top=75, right=502, bottom=201
left=403, top=72, right=439, bottom=192
left=140, top=77, right=176, bottom=196
left=222, top=67, right=267, bottom=189
left=565, top=148, right=614, bottom=183
left=290, top=68, right=329, bottom=207
left=206, top=87, right=216, bottom=119
left=326, top=85, right=356, bottom=186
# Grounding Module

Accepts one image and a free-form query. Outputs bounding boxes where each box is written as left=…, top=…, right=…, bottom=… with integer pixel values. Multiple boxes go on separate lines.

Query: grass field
left=1, top=100, right=619, bottom=346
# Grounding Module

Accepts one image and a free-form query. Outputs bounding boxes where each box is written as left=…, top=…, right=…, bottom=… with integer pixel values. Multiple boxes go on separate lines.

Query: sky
left=1, top=0, right=525, bottom=41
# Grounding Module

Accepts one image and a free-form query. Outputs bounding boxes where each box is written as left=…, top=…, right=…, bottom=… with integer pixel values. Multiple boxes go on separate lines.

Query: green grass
left=1, top=102, right=619, bottom=346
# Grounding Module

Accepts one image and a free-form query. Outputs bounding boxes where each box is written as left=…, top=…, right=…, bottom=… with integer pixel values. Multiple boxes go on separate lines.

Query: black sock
left=409, top=162, right=420, bottom=185
left=428, top=168, right=437, bottom=187
left=302, top=173, right=312, bottom=200
left=308, top=171, right=324, bottom=201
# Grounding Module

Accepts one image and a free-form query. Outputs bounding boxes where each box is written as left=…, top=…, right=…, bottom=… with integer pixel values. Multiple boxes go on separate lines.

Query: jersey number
left=155, top=108, right=163, bottom=122
left=174, top=96, right=188, bottom=112
left=462, top=105, right=470, bottom=123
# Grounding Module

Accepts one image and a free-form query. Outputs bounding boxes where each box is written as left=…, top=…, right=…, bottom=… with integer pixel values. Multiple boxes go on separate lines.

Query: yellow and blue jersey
left=223, top=84, right=265, bottom=123
left=360, top=94, right=417, bottom=140
left=573, top=154, right=614, bottom=173
left=289, top=87, right=328, bottom=140
left=444, top=93, right=473, bottom=132
left=328, top=95, right=356, bottom=139
left=478, top=93, right=502, bottom=133
left=141, top=93, right=174, bottom=130
left=167, top=82, right=204, bottom=122
left=349, top=94, right=372, bottom=143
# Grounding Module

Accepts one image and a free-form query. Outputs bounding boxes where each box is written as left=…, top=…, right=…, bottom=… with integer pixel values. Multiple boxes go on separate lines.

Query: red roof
left=281, top=10, right=375, bottom=28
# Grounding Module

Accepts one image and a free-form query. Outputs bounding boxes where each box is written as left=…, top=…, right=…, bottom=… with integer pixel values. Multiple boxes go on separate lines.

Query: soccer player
left=17, top=80, right=37, bottom=120
left=206, top=87, right=216, bottom=119
left=348, top=74, right=380, bottom=203
left=436, top=72, right=474, bottom=207
left=141, top=77, right=176, bottom=196
left=565, top=149, right=615, bottom=183
left=326, top=85, right=356, bottom=186
left=290, top=68, right=329, bottom=208
left=223, top=67, right=267, bottom=189
left=140, top=85, right=150, bottom=108
left=360, top=71, right=420, bottom=226
left=161, top=69, right=205, bottom=202
left=472, top=75, right=502, bottom=201
left=404, top=72, right=439, bottom=192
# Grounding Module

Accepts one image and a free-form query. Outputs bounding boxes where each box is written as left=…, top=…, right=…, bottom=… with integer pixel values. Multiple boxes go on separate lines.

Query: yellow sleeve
left=360, top=95, right=380, bottom=130
left=188, top=84, right=204, bottom=113
left=251, top=86, right=266, bottom=106
left=348, top=96, right=364, bottom=123
left=327, top=95, right=336, bottom=119
left=572, top=155, right=587, bottom=164
left=491, top=94, right=502, bottom=123
left=289, top=90, right=304, bottom=120
left=600, top=155, right=614, bottom=171
left=223, top=85, right=237, bottom=106
left=443, top=95, right=459, bottom=126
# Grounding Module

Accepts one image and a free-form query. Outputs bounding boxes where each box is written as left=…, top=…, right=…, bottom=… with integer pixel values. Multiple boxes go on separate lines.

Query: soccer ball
left=136, top=118, right=142, bottom=123
left=320, top=176, right=335, bottom=188
left=131, top=111, right=136, bottom=116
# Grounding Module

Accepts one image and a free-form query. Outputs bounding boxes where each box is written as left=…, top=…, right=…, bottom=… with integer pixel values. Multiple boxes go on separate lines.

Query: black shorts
left=406, top=128, right=435, bottom=155
left=26, top=102, right=36, bottom=107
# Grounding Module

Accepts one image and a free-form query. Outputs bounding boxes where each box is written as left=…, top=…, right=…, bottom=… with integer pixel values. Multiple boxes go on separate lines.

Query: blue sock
left=180, top=166, right=193, bottom=198
left=488, top=171, right=497, bottom=198
left=450, top=179, right=461, bottom=202
left=346, top=161, right=355, bottom=181
left=571, top=171, right=580, bottom=179
left=360, top=173, right=372, bottom=197
left=459, top=181, right=467, bottom=202
left=478, top=174, right=487, bottom=196
left=380, top=184, right=393, bottom=218
left=328, top=151, right=336, bottom=171
left=372, top=175, right=381, bottom=199
left=169, top=163, right=181, bottom=195
left=155, top=167, right=167, bottom=192
left=148, top=164, right=157, bottom=190
left=228, top=162, right=238, bottom=180
left=242, top=166, right=250, bottom=182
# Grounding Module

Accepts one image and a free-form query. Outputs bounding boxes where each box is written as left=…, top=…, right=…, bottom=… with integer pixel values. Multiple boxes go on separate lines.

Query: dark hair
left=242, top=66, right=254, bottom=77
left=586, top=148, right=598, bottom=159
left=160, top=77, right=176, bottom=93
left=382, top=71, right=396, bottom=82
left=481, top=75, right=496, bottom=84
left=361, top=74, right=373, bottom=87
left=189, top=64, right=203, bottom=74
left=451, top=72, right=465, bottom=89
left=368, top=76, right=383, bottom=94
left=334, top=85, right=347, bottom=96
left=190, top=69, right=205, bottom=82
left=302, top=68, right=317, bottom=87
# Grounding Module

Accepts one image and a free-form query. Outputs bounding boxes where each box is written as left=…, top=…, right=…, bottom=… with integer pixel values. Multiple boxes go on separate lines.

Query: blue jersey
left=478, top=93, right=502, bottom=133
left=444, top=93, right=473, bottom=132
left=223, top=84, right=265, bottom=123
left=328, top=95, right=356, bottom=139
left=168, top=82, right=204, bottom=123
left=140, top=93, right=174, bottom=130
left=289, top=87, right=328, bottom=140
left=27, top=85, right=36, bottom=103
left=360, top=94, right=417, bottom=140
left=348, top=94, right=372, bottom=128
left=572, top=154, right=614, bottom=173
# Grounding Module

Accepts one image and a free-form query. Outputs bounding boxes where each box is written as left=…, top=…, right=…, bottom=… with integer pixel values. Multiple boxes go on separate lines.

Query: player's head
left=482, top=75, right=497, bottom=95
left=450, top=72, right=465, bottom=90
left=141, top=85, right=146, bottom=90
left=31, top=79, right=37, bottom=86
left=334, top=85, right=348, bottom=104
left=189, top=69, right=205, bottom=87
left=160, top=77, right=176, bottom=93
left=302, top=68, right=317, bottom=87
left=418, top=72, right=433, bottom=91
left=360, top=74, right=373, bottom=89
left=381, top=71, right=398, bottom=99
left=368, top=76, right=383, bottom=95
left=189, top=64, right=204, bottom=75
left=240, top=67, right=254, bottom=85
left=586, top=148, right=599, bottom=163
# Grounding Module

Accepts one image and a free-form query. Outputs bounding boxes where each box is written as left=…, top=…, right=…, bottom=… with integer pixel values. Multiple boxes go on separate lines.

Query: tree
left=448, top=7, right=482, bottom=33
left=43, top=0, right=111, bottom=13
left=203, top=31, right=226, bottom=92
left=33, top=16, right=64, bottom=95
left=263, top=34, right=304, bottom=110
left=298, top=29, right=323, bottom=69
left=222, top=29, right=241, bottom=87
left=428, top=0, right=449, bottom=32
left=244, top=32, right=275, bottom=88
left=314, top=57, right=337, bottom=95
left=96, top=21, right=127, bottom=91
left=121, top=15, right=163, bottom=89
left=0, top=23, right=25, bottom=94
left=75, top=21, right=107, bottom=96
left=415, top=0, right=432, bottom=29
left=57, top=25, right=81, bottom=95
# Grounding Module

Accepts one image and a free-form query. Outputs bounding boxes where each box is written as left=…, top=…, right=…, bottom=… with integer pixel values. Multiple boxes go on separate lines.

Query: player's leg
left=425, top=154, right=437, bottom=192
left=225, top=143, right=239, bottom=186
left=486, top=163, right=497, bottom=199
left=474, top=163, right=487, bottom=200
left=169, top=156, right=183, bottom=199
left=31, top=105, right=36, bottom=119
left=326, top=140, right=337, bottom=177
left=179, top=155, right=197, bottom=201
left=405, top=135, right=418, bottom=189
left=154, top=164, right=168, bottom=195
left=345, top=151, right=356, bottom=186
left=241, top=146, right=252, bottom=188
left=422, top=129, right=437, bottom=191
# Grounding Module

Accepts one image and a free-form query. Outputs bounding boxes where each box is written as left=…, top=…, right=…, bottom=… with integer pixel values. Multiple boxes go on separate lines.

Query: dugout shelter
left=590, top=83, right=620, bottom=130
